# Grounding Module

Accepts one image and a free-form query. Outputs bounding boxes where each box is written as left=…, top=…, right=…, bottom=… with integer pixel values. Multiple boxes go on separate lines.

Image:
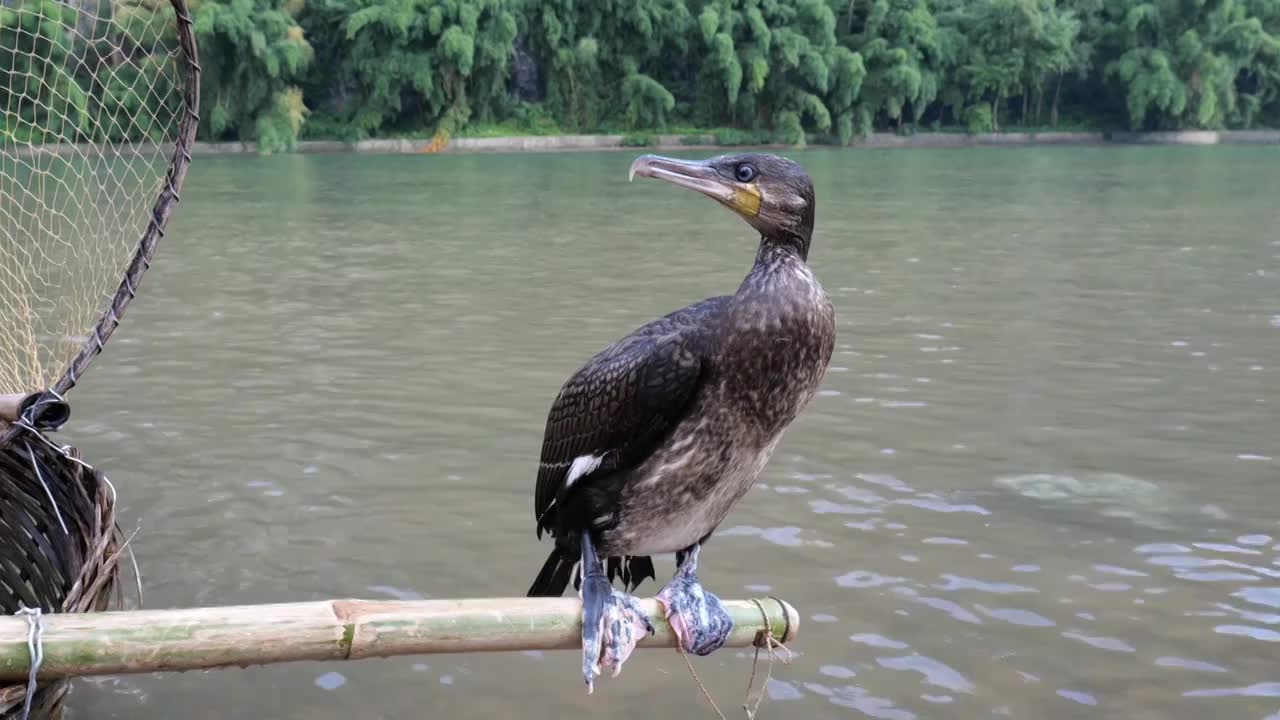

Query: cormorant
left=526, top=152, right=835, bottom=692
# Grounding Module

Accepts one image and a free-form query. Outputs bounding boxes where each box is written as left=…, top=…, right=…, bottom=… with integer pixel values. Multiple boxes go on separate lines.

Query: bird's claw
left=582, top=575, right=654, bottom=693
left=656, top=563, right=734, bottom=656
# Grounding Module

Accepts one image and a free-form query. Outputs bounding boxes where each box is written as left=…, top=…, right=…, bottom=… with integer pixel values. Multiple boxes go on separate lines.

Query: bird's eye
left=735, top=164, right=757, bottom=182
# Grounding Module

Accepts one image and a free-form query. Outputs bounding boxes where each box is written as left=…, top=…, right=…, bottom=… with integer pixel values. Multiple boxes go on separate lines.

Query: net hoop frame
left=0, top=0, right=202, bottom=450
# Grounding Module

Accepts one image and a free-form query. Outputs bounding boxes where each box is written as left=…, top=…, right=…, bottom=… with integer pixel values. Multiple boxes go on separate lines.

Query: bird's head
left=629, top=152, right=816, bottom=258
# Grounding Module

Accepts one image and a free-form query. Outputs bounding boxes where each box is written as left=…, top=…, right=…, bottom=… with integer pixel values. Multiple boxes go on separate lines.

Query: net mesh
left=0, top=0, right=194, bottom=396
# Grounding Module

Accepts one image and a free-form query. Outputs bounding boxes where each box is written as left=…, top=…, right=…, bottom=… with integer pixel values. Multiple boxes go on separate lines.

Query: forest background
left=4, top=0, right=1280, bottom=152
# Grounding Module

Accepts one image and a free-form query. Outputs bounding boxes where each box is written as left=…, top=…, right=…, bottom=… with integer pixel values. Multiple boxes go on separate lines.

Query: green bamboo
left=0, top=596, right=798, bottom=682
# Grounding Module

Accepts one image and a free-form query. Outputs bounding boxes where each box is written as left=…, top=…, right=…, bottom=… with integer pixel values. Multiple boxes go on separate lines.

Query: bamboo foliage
left=11, top=0, right=1280, bottom=148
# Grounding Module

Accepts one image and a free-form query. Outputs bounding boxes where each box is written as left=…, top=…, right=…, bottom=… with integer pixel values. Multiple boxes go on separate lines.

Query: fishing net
left=0, top=0, right=198, bottom=716
left=0, top=0, right=199, bottom=399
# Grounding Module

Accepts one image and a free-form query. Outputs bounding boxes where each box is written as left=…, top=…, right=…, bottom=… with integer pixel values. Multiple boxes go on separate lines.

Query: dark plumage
left=529, top=296, right=725, bottom=595
left=526, top=152, right=835, bottom=691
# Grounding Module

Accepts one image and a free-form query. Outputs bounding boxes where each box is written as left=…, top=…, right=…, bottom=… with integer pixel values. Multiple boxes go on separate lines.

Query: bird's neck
left=737, top=237, right=816, bottom=299
left=751, top=235, right=809, bottom=270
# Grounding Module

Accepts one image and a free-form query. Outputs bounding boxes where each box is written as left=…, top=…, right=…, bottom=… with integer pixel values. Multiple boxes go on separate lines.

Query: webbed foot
left=656, top=544, right=733, bottom=656
left=579, top=533, right=654, bottom=692
left=582, top=573, right=654, bottom=691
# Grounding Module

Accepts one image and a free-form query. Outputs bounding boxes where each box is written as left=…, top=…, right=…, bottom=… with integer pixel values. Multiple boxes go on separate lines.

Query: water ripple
left=850, top=633, right=910, bottom=650
left=1155, top=657, right=1230, bottom=673
left=1193, top=542, right=1262, bottom=555
left=314, top=672, right=346, bottom=690
left=903, top=595, right=981, bottom=624
left=1213, top=625, right=1280, bottom=642
left=975, top=605, right=1055, bottom=627
left=1137, top=543, right=1192, bottom=554
left=876, top=654, right=975, bottom=694
left=837, top=571, right=907, bottom=589
left=1061, top=630, right=1135, bottom=653
left=765, top=678, right=804, bottom=701
left=1181, top=571, right=1260, bottom=583
left=821, top=685, right=917, bottom=720
left=1057, top=689, right=1098, bottom=706
left=820, top=665, right=858, bottom=679
left=1234, top=587, right=1280, bottom=608
left=934, top=575, right=1036, bottom=594
left=720, top=525, right=833, bottom=547
left=857, top=473, right=913, bottom=493
left=1184, top=682, right=1280, bottom=698
left=1093, top=563, right=1148, bottom=577
left=811, top=499, right=880, bottom=515
left=893, top=498, right=990, bottom=515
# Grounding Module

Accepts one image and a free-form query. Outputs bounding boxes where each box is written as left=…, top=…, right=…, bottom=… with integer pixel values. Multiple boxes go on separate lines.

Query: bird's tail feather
left=528, top=547, right=577, bottom=597
left=528, top=546, right=659, bottom=596
left=607, top=555, right=656, bottom=592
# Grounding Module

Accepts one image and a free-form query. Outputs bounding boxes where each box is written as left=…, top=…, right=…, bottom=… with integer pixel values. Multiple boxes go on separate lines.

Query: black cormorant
left=526, top=152, right=835, bottom=692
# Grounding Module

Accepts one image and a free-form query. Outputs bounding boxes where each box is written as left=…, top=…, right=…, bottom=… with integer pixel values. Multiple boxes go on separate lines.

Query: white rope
left=14, top=605, right=46, bottom=720
left=13, top=418, right=95, bottom=471
left=22, top=440, right=68, bottom=536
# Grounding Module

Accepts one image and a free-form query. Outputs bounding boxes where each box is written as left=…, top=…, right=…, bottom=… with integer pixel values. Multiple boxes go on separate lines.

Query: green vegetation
left=1, top=0, right=89, bottom=144
left=4, top=0, right=1280, bottom=151
left=195, top=0, right=315, bottom=152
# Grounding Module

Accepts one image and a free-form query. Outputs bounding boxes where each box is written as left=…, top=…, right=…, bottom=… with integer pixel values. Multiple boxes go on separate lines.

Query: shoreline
left=10, top=130, right=1280, bottom=159
left=194, top=129, right=1280, bottom=155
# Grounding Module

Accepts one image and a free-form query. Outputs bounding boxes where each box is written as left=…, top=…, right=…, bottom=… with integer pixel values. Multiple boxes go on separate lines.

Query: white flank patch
left=565, top=454, right=603, bottom=489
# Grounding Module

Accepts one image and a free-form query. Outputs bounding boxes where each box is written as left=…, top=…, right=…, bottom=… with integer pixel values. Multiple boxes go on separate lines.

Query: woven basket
left=0, top=428, right=125, bottom=719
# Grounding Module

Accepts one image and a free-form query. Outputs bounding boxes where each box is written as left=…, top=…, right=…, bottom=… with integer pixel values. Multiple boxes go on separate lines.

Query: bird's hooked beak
left=628, top=155, right=762, bottom=219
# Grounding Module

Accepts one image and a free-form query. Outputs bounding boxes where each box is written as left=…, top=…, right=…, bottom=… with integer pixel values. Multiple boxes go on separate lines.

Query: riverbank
left=187, top=129, right=1280, bottom=155
left=10, top=129, right=1279, bottom=159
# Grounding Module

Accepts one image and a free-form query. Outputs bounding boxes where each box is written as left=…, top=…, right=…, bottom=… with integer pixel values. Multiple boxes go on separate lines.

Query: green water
left=63, top=146, right=1280, bottom=719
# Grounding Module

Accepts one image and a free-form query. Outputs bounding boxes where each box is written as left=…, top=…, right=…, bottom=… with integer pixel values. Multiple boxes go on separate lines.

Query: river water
left=64, top=146, right=1279, bottom=719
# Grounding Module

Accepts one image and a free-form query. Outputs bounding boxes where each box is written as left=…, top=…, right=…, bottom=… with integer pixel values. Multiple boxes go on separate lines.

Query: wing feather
left=533, top=297, right=728, bottom=538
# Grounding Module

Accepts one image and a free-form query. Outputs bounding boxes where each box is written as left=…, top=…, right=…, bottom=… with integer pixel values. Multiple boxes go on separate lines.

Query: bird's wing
left=534, top=296, right=729, bottom=538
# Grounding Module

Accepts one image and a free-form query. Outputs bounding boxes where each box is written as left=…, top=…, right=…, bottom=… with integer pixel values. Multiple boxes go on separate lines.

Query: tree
left=1047, top=0, right=1101, bottom=126
left=691, top=0, right=864, bottom=143
left=1101, top=0, right=1274, bottom=129
left=301, top=0, right=517, bottom=140
left=0, top=0, right=90, bottom=143
left=10, top=0, right=1280, bottom=145
left=1238, top=0, right=1280, bottom=125
left=523, top=0, right=692, bottom=130
left=193, top=0, right=314, bottom=152
left=842, top=0, right=944, bottom=132
left=1025, top=1, right=1081, bottom=126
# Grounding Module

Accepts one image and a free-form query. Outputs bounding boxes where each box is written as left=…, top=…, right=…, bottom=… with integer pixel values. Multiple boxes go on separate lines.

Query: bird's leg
left=656, top=543, right=734, bottom=656
left=579, top=531, right=653, bottom=693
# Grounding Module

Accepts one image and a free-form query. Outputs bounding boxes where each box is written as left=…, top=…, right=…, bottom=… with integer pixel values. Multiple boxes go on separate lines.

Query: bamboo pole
left=0, top=392, right=69, bottom=427
left=0, top=394, right=30, bottom=423
left=0, top=597, right=798, bottom=682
